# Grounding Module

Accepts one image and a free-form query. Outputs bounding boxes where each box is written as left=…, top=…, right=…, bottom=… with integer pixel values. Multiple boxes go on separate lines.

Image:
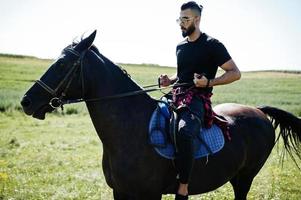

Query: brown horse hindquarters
left=186, top=104, right=274, bottom=194
left=214, top=103, right=276, bottom=169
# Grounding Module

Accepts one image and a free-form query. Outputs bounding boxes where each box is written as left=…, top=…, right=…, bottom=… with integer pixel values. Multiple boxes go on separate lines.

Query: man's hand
left=159, top=74, right=172, bottom=87
left=193, top=73, right=209, bottom=88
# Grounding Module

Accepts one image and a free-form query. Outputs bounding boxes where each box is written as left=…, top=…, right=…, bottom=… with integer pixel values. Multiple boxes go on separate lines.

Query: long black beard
left=182, top=25, right=196, bottom=37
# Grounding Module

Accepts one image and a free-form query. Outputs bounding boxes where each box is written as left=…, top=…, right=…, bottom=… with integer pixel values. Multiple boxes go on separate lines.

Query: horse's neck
left=87, top=95, right=155, bottom=133
left=84, top=55, right=157, bottom=151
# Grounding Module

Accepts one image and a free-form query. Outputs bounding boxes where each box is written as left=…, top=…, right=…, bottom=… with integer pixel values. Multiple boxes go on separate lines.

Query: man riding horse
left=159, top=2, right=241, bottom=199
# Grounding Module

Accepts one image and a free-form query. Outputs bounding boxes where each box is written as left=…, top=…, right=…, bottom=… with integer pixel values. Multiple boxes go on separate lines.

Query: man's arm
left=209, top=59, right=241, bottom=87
left=194, top=59, right=241, bottom=88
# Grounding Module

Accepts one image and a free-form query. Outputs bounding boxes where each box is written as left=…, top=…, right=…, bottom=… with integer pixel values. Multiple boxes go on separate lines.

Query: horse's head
left=20, top=31, right=97, bottom=120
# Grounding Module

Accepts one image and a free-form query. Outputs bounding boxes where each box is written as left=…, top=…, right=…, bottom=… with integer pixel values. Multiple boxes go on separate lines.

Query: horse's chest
left=102, top=153, right=145, bottom=190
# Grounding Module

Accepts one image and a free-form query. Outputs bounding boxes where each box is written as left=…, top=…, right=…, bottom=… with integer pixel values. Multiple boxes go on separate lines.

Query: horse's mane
left=66, top=41, right=145, bottom=93
left=89, top=45, right=132, bottom=81
left=65, top=42, right=131, bottom=80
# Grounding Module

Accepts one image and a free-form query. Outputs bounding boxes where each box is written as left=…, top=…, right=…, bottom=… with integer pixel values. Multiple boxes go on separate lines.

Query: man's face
left=177, top=9, right=199, bottom=37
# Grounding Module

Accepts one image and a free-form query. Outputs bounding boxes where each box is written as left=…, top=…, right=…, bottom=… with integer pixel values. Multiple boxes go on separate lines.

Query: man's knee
left=178, top=112, right=201, bottom=137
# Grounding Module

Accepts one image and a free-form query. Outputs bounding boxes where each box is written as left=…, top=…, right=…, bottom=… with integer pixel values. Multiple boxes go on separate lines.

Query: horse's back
left=213, top=103, right=269, bottom=121
left=214, top=103, right=275, bottom=142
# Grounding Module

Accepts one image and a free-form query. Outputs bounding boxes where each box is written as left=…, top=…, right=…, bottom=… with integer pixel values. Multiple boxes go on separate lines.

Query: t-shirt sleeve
left=210, top=40, right=232, bottom=67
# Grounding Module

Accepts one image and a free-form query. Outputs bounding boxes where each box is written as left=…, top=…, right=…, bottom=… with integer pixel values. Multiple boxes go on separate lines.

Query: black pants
left=175, top=96, right=204, bottom=184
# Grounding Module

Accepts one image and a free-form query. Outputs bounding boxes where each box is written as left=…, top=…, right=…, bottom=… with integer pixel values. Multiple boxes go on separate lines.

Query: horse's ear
left=74, top=30, right=97, bottom=52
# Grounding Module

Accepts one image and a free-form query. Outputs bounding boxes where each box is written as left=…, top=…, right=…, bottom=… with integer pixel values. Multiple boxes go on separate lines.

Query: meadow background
left=0, top=54, right=300, bottom=199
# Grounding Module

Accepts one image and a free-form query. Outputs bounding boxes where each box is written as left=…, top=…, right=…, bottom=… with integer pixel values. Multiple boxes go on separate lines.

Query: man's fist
left=159, top=74, right=171, bottom=87
left=193, top=73, right=208, bottom=88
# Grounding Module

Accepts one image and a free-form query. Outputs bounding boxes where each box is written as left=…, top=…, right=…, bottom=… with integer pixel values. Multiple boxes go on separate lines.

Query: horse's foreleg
left=113, top=190, right=132, bottom=200
left=136, top=194, right=162, bottom=200
left=113, top=190, right=162, bottom=200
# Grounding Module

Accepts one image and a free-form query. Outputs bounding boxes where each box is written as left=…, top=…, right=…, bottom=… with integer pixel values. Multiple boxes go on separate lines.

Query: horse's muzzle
left=20, top=95, right=33, bottom=115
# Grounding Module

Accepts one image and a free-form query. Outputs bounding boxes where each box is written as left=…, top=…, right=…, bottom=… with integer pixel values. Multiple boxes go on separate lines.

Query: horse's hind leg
left=230, top=173, right=255, bottom=200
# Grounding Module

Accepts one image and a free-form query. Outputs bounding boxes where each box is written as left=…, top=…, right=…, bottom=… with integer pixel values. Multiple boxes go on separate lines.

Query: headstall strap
left=64, top=48, right=81, bottom=57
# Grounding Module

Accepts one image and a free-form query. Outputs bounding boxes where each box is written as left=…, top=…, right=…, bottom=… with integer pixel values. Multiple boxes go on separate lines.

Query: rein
left=35, top=47, right=192, bottom=109
left=63, top=82, right=192, bottom=105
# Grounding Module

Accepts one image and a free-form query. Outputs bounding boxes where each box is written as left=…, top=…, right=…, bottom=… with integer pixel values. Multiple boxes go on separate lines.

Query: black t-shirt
left=176, top=33, right=231, bottom=93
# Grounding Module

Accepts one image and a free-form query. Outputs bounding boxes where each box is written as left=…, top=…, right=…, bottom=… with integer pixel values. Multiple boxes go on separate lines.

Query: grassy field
left=0, top=54, right=301, bottom=199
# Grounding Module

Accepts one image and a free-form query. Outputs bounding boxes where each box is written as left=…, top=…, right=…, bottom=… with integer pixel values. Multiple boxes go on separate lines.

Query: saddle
left=148, top=97, right=225, bottom=159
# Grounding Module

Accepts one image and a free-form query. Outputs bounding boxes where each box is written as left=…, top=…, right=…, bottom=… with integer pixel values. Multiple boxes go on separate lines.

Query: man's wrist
left=206, top=79, right=211, bottom=88
left=170, top=77, right=178, bottom=85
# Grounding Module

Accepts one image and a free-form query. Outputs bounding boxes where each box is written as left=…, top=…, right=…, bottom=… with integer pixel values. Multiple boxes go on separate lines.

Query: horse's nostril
left=20, top=96, right=31, bottom=108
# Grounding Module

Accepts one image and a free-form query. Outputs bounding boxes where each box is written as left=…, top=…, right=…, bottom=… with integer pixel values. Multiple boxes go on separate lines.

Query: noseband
left=35, top=48, right=85, bottom=109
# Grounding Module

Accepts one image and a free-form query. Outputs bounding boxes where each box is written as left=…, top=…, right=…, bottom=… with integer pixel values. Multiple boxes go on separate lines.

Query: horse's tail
left=258, top=106, right=301, bottom=167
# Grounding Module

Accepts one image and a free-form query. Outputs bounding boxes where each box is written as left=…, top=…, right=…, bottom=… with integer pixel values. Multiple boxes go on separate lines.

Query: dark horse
left=21, top=31, right=301, bottom=200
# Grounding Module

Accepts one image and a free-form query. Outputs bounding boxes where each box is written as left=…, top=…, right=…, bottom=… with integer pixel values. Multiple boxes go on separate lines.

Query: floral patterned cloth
left=172, top=87, right=231, bottom=140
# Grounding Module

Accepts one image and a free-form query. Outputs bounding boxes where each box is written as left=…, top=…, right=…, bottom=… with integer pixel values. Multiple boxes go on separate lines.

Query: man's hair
left=181, top=1, right=203, bottom=16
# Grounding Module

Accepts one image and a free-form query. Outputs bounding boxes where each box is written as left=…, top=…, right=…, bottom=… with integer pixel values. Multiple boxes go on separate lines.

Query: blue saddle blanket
left=148, top=102, right=225, bottom=159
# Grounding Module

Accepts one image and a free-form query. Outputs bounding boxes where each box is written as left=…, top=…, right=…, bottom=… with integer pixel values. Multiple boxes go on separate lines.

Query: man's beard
left=181, top=24, right=196, bottom=37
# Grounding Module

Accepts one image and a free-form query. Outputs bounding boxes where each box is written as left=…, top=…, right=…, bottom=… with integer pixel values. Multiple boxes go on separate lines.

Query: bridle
left=35, top=47, right=192, bottom=109
left=35, top=48, right=85, bottom=109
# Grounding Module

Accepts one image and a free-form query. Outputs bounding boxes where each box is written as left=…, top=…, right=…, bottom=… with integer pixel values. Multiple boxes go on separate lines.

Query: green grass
left=212, top=72, right=301, bottom=116
left=0, top=54, right=301, bottom=199
left=0, top=113, right=106, bottom=200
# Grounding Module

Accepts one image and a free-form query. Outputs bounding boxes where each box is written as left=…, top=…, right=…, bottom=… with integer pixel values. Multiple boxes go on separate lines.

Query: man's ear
left=195, top=16, right=201, bottom=25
